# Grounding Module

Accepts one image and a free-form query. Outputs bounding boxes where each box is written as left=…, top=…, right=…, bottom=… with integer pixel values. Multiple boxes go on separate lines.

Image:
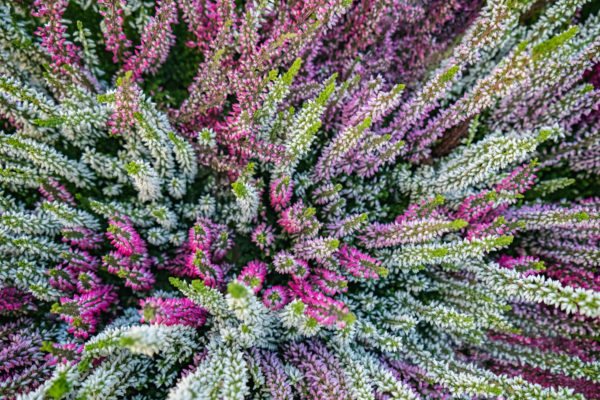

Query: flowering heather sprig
left=183, top=219, right=227, bottom=287
left=360, top=216, right=468, bottom=249
left=396, top=195, right=446, bottom=222
left=310, top=268, right=348, bottom=296
left=51, top=286, right=118, bottom=338
left=105, top=71, right=141, bottom=135
left=48, top=265, right=76, bottom=293
left=0, top=319, right=58, bottom=398
left=507, top=202, right=598, bottom=233
left=32, top=0, right=74, bottom=66
left=122, top=0, right=178, bottom=80
left=457, top=161, right=539, bottom=223
left=104, top=254, right=155, bottom=291
left=325, top=212, right=367, bottom=239
left=186, top=246, right=223, bottom=287
left=251, top=223, right=275, bottom=253
left=464, top=216, right=522, bottom=241
left=496, top=161, right=539, bottom=193
left=140, top=297, right=207, bottom=327
left=231, top=169, right=260, bottom=223
left=75, top=271, right=102, bottom=293
left=314, top=83, right=404, bottom=180
left=42, top=341, right=83, bottom=367
left=497, top=255, right=545, bottom=276
left=61, top=248, right=100, bottom=272
left=38, top=177, right=75, bottom=206
left=209, top=223, right=233, bottom=261
left=284, top=340, right=350, bottom=398
left=278, top=201, right=322, bottom=238
left=0, top=288, right=37, bottom=315
left=543, top=263, right=600, bottom=291
left=177, top=0, right=227, bottom=53
left=273, top=251, right=310, bottom=280
left=250, top=348, right=294, bottom=399
left=262, top=286, right=289, bottom=311
left=31, top=0, right=99, bottom=89
left=188, top=218, right=212, bottom=251
left=288, top=279, right=353, bottom=328
left=98, top=0, right=132, bottom=64
left=238, top=260, right=267, bottom=294
left=106, top=217, right=146, bottom=257
left=270, top=175, right=293, bottom=212
left=337, top=244, right=387, bottom=279
left=292, top=236, right=339, bottom=263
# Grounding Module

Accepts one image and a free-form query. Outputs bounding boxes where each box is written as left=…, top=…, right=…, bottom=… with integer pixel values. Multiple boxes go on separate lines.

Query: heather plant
left=1, top=0, right=600, bottom=399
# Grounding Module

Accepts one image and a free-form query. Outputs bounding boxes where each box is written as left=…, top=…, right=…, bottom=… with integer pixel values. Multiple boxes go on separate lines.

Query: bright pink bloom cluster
left=108, top=74, right=141, bottom=135
left=0, top=288, right=37, bottom=315
left=238, top=260, right=268, bottom=294
left=61, top=227, right=104, bottom=250
left=183, top=218, right=233, bottom=287
left=104, top=217, right=154, bottom=290
left=38, top=177, right=76, bottom=206
left=270, top=176, right=293, bottom=212
left=262, top=286, right=289, bottom=311
left=251, top=223, right=275, bottom=254
left=140, top=297, right=207, bottom=327
left=98, top=0, right=132, bottom=63
left=278, top=201, right=321, bottom=237
left=337, top=244, right=385, bottom=279
left=106, top=217, right=146, bottom=256
left=53, top=286, right=118, bottom=338
left=288, top=279, right=352, bottom=328
left=123, top=0, right=178, bottom=79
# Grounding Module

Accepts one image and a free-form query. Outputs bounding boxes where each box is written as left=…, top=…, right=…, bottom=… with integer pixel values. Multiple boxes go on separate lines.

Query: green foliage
left=47, top=371, right=72, bottom=400
left=440, top=66, right=459, bottom=83
left=532, top=26, right=578, bottom=60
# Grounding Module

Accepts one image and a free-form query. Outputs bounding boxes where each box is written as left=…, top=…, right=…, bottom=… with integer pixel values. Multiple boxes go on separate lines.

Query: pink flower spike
left=311, top=268, right=348, bottom=296
left=52, top=285, right=118, bottom=338
left=288, top=279, right=353, bottom=328
left=39, top=177, right=75, bottom=206
left=278, top=201, right=321, bottom=238
left=189, top=218, right=213, bottom=252
left=98, top=0, right=132, bottom=63
left=140, top=297, right=207, bottom=327
left=106, top=218, right=147, bottom=256
left=270, top=175, right=293, bottom=212
left=338, top=245, right=386, bottom=279
left=0, top=288, right=38, bottom=315
left=62, top=227, right=104, bottom=250
left=186, top=247, right=223, bottom=287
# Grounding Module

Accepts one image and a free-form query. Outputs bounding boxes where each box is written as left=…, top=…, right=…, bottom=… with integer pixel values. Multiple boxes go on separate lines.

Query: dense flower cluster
left=1, top=0, right=600, bottom=399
